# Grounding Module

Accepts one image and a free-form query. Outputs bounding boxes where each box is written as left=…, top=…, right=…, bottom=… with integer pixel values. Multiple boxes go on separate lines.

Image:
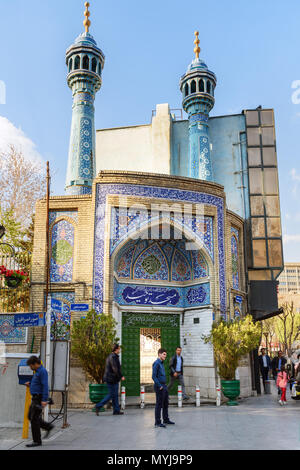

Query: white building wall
left=96, top=104, right=171, bottom=175
left=180, top=308, right=216, bottom=398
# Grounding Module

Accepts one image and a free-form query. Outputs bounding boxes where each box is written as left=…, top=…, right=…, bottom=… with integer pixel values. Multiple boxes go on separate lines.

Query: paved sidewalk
left=3, top=386, right=300, bottom=450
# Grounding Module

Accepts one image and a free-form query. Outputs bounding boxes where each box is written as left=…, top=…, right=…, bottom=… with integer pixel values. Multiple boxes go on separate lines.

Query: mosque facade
left=29, top=3, right=283, bottom=401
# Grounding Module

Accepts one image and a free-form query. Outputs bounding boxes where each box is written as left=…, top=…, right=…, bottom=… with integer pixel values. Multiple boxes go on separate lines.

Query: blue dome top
left=187, top=57, right=208, bottom=72
left=74, top=32, right=97, bottom=47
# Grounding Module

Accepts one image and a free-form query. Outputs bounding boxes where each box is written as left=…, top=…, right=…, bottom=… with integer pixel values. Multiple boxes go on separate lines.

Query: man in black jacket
left=167, top=347, right=189, bottom=400
left=258, top=348, right=271, bottom=393
left=271, top=350, right=287, bottom=394
left=96, top=344, right=125, bottom=415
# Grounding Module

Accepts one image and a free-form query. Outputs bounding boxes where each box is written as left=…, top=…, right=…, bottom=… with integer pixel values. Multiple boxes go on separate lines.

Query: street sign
left=51, top=298, right=62, bottom=312
left=70, top=303, right=89, bottom=312
left=14, top=313, right=46, bottom=327
left=234, top=295, right=243, bottom=304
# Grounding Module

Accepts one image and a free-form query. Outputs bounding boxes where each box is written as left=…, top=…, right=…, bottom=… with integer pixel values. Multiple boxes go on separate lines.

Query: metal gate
left=0, top=251, right=31, bottom=313
left=122, top=312, right=180, bottom=396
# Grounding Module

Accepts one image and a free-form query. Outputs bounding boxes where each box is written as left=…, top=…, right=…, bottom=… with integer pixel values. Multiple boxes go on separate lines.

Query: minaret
left=65, top=2, right=105, bottom=195
left=180, top=32, right=216, bottom=181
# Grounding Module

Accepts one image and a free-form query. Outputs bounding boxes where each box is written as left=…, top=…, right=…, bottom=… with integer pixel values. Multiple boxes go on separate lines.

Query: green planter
left=89, top=383, right=109, bottom=404
left=221, top=380, right=240, bottom=406
left=5, top=276, right=22, bottom=288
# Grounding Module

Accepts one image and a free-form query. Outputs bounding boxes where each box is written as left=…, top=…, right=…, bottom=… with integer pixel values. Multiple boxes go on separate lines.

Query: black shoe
left=163, top=420, right=175, bottom=425
left=155, top=423, right=166, bottom=428
left=44, top=424, right=54, bottom=440
left=113, top=411, right=124, bottom=415
left=95, top=406, right=105, bottom=416
left=26, top=442, right=42, bottom=448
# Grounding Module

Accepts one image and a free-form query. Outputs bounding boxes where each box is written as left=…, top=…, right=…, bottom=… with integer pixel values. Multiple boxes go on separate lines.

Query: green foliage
left=203, top=315, right=261, bottom=380
left=71, top=310, right=119, bottom=384
left=0, top=207, right=26, bottom=252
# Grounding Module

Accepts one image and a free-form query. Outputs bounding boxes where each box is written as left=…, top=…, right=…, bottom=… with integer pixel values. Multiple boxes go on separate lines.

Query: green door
left=161, top=327, right=181, bottom=395
left=122, top=312, right=180, bottom=396
left=121, top=326, right=140, bottom=396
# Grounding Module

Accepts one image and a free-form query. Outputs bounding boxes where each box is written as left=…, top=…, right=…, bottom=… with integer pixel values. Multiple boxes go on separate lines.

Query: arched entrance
left=113, top=224, right=212, bottom=396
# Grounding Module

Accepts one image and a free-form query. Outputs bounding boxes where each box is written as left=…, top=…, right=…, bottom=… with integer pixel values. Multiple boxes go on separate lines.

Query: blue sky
left=0, top=0, right=299, bottom=261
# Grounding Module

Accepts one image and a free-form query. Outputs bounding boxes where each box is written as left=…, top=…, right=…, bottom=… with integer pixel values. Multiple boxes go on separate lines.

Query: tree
left=275, top=302, right=300, bottom=356
left=71, top=311, right=119, bottom=384
left=261, top=316, right=277, bottom=355
left=0, top=145, right=45, bottom=227
left=203, top=315, right=261, bottom=380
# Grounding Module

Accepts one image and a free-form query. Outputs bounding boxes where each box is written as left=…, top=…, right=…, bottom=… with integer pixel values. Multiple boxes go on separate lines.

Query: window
left=207, top=81, right=211, bottom=94
left=199, top=79, right=204, bottom=92
left=68, top=58, right=73, bottom=72
left=82, top=55, right=89, bottom=70
left=92, top=57, right=97, bottom=72
left=74, top=55, right=80, bottom=70
left=184, top=83, right=189, bottom=97
left=98, top=62, right=102, bottom=75
left=191, top=80, right=196, bottom=93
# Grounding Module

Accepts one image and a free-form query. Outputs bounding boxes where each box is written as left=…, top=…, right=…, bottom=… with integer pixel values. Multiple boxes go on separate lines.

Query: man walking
left=271, top=350, right=287, bottom=395
left=258, top=348, right=271, bottom=393
left=152, top=348, right=175, bottom=428
left=25, top=356, right=53, bottom=448
left=96, top=344, right=125, bottom=416
left=168, top=346, right=189, bottom=400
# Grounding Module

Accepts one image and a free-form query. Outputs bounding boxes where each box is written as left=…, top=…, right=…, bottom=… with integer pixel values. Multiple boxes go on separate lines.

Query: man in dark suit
left=167, top=347, right=189, bottom=400
left=258, top=348, right=271, bottom=393
left=271, top=350, right=287, bottom=394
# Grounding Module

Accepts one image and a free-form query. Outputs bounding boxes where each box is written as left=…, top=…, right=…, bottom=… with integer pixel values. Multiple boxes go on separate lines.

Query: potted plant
left=203, top=314, right=261, bottom=405
left=0, top=265, right=29, bottom=288
left=71, top=310, right=119, bottom=406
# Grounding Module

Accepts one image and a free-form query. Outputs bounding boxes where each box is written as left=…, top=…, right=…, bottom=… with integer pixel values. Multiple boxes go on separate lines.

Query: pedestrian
left=95, top=344, right=125, bottom=416
left=152, top=348, right=175, bottom=428
left=276, top=364, right=288, bottom=406
left=167, top=346, right=190, bottom=400
left=258, top=348, right=271, bottom=393
left=25, top=356, right=54, bottom=448
left=271, top=351, right=287, bottom=395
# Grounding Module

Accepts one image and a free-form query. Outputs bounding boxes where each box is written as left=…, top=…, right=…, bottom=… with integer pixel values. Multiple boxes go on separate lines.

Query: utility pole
left=45, top=161, right=51, bottom=422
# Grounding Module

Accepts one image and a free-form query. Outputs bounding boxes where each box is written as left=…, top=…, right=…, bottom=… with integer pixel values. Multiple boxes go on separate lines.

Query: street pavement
left=2, top=383, right=300, bottom=450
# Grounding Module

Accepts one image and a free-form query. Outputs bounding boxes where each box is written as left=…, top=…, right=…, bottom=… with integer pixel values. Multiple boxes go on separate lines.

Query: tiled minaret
left=65, top=2, right=105, bottom=195
left=180, top=32, right=216, bottom=181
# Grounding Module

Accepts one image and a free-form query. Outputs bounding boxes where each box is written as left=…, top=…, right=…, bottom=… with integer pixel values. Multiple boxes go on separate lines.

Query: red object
left=280, top=388, right=286, bottom=402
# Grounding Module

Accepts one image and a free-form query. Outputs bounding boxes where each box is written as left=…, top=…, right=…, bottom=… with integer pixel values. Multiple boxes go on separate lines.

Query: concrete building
left=0, top=3, right=284, bottom=403
left=278, top=263, right=300, bottom=312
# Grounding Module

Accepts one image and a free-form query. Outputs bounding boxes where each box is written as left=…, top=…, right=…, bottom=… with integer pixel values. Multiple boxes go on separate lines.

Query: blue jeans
left=154, top=384, right=169, bottom=424
left=96, top=383, right=120, bottom=413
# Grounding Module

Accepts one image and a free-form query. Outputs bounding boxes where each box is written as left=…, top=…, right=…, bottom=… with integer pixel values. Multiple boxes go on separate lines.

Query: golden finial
left=83, top=2, right=91, bottom=33
left=194, top=31, right=201, bottom=59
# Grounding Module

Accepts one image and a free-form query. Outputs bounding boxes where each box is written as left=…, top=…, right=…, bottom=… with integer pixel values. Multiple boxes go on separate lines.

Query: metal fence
left=0, top=250, right=31, bottom=313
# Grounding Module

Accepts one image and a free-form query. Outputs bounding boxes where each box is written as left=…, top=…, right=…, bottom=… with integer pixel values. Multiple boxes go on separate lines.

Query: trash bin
left=265, top=380, right=271, bottom=394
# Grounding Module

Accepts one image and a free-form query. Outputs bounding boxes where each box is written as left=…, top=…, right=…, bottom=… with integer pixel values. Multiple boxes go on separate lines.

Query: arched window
left=74, top=55, right=80, bottom=70
left=92, top=57, right=97, bottom=72
left=184, top=83, right=189, bottom=97
left=68, top=58, right=73, bottom=72
left=82, top=55, right=89, bottom=70
left=199, top=79, right=204, bottom=92
left=207, top=81, right=211, bottom=94
left=98, top=62, right=102, bottom=75
left=191, top=80, right=196, bottom=93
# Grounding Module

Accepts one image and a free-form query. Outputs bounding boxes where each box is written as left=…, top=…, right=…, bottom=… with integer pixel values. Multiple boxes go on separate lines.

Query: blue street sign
left=235, top=295, right=243, bottom=304
left=71, top=303, right=89, bottom=312
left=14, top=313, right=46, bottom=328
left=51, top=298, right=62, bottom=312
